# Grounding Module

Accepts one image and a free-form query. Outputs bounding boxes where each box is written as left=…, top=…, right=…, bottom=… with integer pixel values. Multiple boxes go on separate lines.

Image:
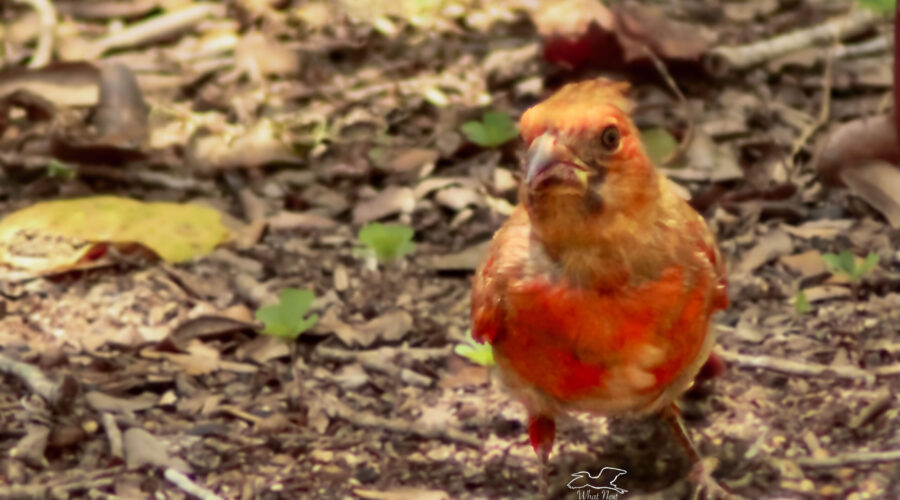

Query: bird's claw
left=689, top=458, right=735, bottom=500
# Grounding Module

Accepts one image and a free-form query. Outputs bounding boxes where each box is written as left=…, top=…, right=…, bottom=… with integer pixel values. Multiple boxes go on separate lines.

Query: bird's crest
left=520, top=78, right=634, bottom=145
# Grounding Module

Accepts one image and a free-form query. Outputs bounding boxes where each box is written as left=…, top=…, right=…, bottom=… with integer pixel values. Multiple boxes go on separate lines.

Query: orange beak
left=525, top=133, right=563, bottom=184
left=525, top=133, right=589, bottom=188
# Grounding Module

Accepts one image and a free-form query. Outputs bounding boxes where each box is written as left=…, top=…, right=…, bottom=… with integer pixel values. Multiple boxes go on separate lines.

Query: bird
left=567, top=468, right=629, bottom=493
left=470, top=78, right=730, bottom=497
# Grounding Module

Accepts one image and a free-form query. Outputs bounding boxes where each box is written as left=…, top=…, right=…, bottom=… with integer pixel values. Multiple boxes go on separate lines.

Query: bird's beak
left=525, top=133, right=561, bottom=184
left=525, top=133, right=588, bottom=187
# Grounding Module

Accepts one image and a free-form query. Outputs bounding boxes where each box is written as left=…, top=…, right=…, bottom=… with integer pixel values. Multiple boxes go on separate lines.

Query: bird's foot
left=688, top=457, right=734, bottom=500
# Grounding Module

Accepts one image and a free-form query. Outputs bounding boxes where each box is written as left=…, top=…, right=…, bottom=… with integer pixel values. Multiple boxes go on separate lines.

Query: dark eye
left=600, top=125, right=620, bottom=151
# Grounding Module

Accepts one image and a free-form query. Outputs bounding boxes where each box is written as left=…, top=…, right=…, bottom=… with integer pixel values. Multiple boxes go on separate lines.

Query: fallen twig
left=89, top=3, right=223, bottom=58
left=716, top=348, right=899, bottom=381
left=705, top=9, right=881, bottom=76
left=786, top=42, right=834, bottom=177
left=642, top=47, right=694, bottom=167
left=797, top=449, right=900, bottom=468
left=101, top=412, right=124, bottom=460
left=317, top=345, right=447, bottom=388
left=15, top=0, right=57, bottom=68
left=77, top=165, right=218, bottom=194
left=0, top=474, right=117, bottom=498
left=164, top=468, right=224, bottom=500
left=325, top=395, right=481, bottom=448
left=0, top=352, right=78, bottom=412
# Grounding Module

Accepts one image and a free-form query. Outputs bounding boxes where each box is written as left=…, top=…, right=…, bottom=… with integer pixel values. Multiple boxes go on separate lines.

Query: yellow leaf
left=0, top=196, right=228, bottom=274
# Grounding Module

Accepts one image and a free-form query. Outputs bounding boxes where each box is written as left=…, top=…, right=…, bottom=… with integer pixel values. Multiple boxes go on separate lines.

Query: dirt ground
left=0, top=1, right=899, bottom=499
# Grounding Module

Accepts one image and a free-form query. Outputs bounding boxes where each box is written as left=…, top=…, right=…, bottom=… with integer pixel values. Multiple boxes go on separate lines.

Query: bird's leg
left=528, top=415, right=556, bottom=499
left=661, top=404, right=733, bottom=500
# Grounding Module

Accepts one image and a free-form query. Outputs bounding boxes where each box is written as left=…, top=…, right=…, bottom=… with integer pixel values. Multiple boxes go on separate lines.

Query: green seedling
left=454, top=329, right=495, bottom=367
left=641, top=127, right=679, bottom=166
left=255, top=288, right=319, bottom=340
left=821, top=251, right=880, bottom=284
left=46, top=159, right=76, bottom=180
left=857, top=0, right=895, bottom=14
left=357, top=223, right=416, bottom=262
left=461, top=111, right=519, bottom=148
left=794, top=290, right=812, bottom=315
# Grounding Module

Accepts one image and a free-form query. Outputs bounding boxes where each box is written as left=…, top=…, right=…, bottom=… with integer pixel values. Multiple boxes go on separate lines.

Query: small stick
left=101, top=413, right=124, bottom=460
left=15, top=0, right=57, bottom=68
left=325, top=395, right=481, bottom=448
left=642, top=47, right=694, bottom=166
left=317, top=345, right=442, bottom=387
left=797, top=449, right=900, bottom=467
left=715, top=348, right=899, bottom=381
left=89, top=3, right=222, bottom=58
left=705, top=9, right=881, bottom=77
left=164, top=468, right=223, bottom=500
left=786, top=42, right=834, bottom=177
left=0, top=352, right=78, bottom=411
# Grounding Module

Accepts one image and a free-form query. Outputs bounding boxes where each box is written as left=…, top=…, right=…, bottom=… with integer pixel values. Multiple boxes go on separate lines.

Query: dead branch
left=705, top=9, right=881, bottom=77
left=164, top=468, right=224, bottom=500
left=0, top=353, right=78, bottom=412
left=14, top=0, right=57, bottom=68
left=325, top=395, right=481, bottom=448
left=797, top=449, right=900, bottom=468
left=642, top=47, right=694, bottom=166
left=787, top=43, right=834, bottom=176
left=101, top=413, right=124, bottom=460
left=317, top=344, right=449, bottom=388
left=715, top=348, right=882, bottom=382
left=77, top=165, right=218, bottom=194
left=89, top=3, right=224, bottom=58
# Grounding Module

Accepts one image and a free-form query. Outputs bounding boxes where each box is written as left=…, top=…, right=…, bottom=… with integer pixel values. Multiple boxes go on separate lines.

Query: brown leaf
left=815, top=114, right=899, bottom=186
left=383, top=148, right=440, bottom=174
left=123, top=428, right=190, bottom=472
left=439, top=356, right=490, bottom=389
left=612, top=1, right=713, bottom=62
left=267, top=211, right=338, bottom=230
left=734, top=229, right=794, bottom=276
left=353, top=187, right=415, bottom=224
left=779, top=250, right=828, bottom=279
left=426, top=240, right=491, bottom=271
left=840, top=161, right=900, bottom=228
left=86, top=391, right=157, bottom=413
left=802, top=285, right=852, bottom=303
left=354, top=488, right=450, bottom=500
left=0, top=62, right=100, bottom=107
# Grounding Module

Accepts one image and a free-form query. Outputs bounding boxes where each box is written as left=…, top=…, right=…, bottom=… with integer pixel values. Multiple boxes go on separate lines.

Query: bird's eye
left=599, top=125, right=620, bottom=151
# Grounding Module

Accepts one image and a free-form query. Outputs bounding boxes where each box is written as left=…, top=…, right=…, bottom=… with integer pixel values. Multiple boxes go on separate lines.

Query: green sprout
left=454, top=329, right=495, bottom=367
left=640, top=127, right=678, bottom=166
left=357, top=223, right=416, bottom=262
left=856, top=0, right=895, bottom=14
left=794, top=290, right=812, bottom=315
left=821, top=251, right=880, bottom=284
left=46, top=159, right=76, bottom=180
left=255, top=288, right=319, bottom=340
left=461, top=111, right=519, bottom=148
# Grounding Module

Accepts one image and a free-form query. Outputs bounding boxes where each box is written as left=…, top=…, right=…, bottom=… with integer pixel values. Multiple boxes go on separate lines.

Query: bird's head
left=518, top=79, right=659, bottom=251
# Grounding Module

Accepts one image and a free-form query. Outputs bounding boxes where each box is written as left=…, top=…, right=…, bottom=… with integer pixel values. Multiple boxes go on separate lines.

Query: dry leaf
left=0, top=196, right=228, bottom=276
left=815, top=114, right=899, bottom=186
left=123, top=428, right=190, bottom=472
left=734, top=229, right=794, bottom=276
left=840, top=161, right=900, bottom=228
left=353, top=187, right=415, bottom=224
left=85, top=392, right=157, bottom=413
left=426, top=241, right=491, bottom=271
left=779, top=250, right=828, bottom=279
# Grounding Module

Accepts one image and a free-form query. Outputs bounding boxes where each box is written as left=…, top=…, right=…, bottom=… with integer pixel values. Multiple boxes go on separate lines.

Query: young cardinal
left=471, top=79, right=729, bottom=497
